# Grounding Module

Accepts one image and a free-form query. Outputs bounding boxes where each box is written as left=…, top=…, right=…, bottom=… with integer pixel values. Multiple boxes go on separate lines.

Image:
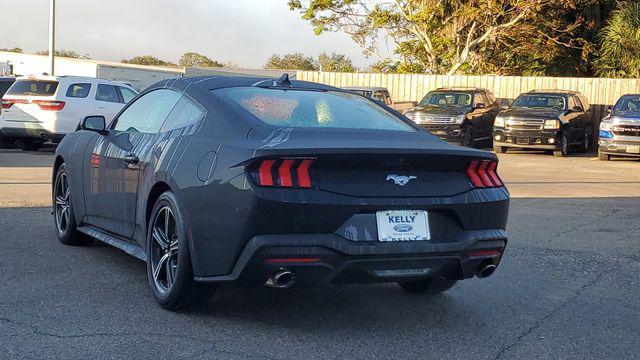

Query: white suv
left=0, top=76, right=138, bottom=150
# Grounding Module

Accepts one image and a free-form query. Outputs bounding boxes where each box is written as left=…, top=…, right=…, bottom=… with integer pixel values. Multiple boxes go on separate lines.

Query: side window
left=96, top=84, right=120, bottom=103
left=473, top=93, right=485, bottom=106
left=383, top=91, right=393, bottom=105
left=486, top=91, right=497, bottom=105
left=113, top=89, right=182, bottom=134
left=573, top=96, right=584, bottom=111
left=66, top=83, right=91, bottom=98
left=579, top=95, right=590, bottom=110
left=160, top=96, right=206, bottom=132
left=118, top=87, right=137, bottom=104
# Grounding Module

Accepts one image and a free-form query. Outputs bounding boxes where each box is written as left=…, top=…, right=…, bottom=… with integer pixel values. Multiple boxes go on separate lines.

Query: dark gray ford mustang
left=52, top=75, right=509, bottom=310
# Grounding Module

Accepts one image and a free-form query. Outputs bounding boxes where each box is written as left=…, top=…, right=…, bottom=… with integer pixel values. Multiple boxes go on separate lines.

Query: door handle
left=123, top=154, right=139, bottom=165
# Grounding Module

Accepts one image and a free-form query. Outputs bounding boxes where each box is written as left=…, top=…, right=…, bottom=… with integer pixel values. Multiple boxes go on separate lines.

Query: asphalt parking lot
left=1, top=147, right=639, bottom=359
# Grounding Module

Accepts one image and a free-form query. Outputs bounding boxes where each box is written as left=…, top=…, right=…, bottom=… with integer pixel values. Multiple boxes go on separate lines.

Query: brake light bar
left=0, top=99, right=65, bottom=111
left=254, top=158, right=315, bottom=188
left=33, top=100, right=65, bottom=111
left=1, top=98, right=28, bottom=109
left=466, top=160, right=503, bottom=188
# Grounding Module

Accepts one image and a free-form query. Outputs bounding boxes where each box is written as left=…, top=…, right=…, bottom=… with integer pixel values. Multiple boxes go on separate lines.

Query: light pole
left=48, top=0, right=55, bottom=75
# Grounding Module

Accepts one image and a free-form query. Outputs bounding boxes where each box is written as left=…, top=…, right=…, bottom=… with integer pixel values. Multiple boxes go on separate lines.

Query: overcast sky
left=0, top=0, right=377, bottom=68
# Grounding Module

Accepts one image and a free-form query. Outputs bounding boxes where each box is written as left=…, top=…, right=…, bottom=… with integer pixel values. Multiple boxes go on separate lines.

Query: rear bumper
left=0, top=127, right=65, bottom=142
left=493, top=128, right=561, bottom=150
left=194, top=229, right=507, bottom=284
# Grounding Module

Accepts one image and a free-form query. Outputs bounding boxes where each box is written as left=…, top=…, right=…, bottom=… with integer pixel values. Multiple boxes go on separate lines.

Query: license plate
left=626, top=146, right=640, bottom=154
left=376, top=210, right=430, bottom=241
left=516, top=137, right=530, bottom=145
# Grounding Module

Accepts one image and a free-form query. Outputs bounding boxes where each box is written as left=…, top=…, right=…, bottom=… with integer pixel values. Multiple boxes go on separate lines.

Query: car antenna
left=276, top=73, right=292, bottom=87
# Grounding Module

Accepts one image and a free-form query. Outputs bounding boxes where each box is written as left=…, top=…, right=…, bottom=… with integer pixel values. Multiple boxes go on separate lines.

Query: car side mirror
left=570, top=106, right=583, bottom=113
left=475, top=103, right=485, bottom=109
left=607, top=105, right=612, bottom=113
left=80, top=115, right=108, bottom=135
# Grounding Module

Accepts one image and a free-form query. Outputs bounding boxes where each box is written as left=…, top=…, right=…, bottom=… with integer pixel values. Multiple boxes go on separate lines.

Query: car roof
left=151, top=75, right=341, bottom=93
left=526, top=89, right=581, bottom=95
left=14, top=75, right=129, bottom=86
left=343, top=87, right=388, bottom=92
left=433, top=87, right=488, bottom=93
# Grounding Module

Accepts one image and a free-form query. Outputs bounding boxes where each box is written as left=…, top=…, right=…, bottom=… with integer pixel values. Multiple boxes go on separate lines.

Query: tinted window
left=474, top=93, right=486, bottom=106
left=571, top=96, right=584, bottom=110
left=486, top=92, right=497, bottom=104
left=160, top=96, right=205, bottom=132
left=6, top=80, right=58, bottom=96
left=118, top=87, right=137, bottom=103
left=512, top=94, right=566, bottom=111
left=113, top=89, right=182, bottom=134
left=217, top=87, right=414, bottom=132
left=95, top=84, right=120, bottom=103
left=419, top=92, right=472, bottom=107
left=0, top=80, right=14, bottom=97
left=613, top=96, right=640, bottom=113
left=66, top=83, right=91, bottom=98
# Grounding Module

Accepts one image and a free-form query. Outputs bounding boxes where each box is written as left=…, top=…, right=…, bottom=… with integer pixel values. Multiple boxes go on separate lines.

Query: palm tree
left=595, top=1, right=640, bottom=78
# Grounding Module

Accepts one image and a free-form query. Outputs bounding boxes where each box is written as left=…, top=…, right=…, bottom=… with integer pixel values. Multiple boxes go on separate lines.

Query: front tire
left=461, top=125, right=475, bottom=148
left=553, top=134, right=569, bottom=157
left=147, top=192, right=213, bottom=311
left=493, top=145, right=507, bottom=154
left=598, top=148, right=610, bottom=161
left=398, top=277, right=457, bottom=295
left=53, top=164, right=91, bottom=246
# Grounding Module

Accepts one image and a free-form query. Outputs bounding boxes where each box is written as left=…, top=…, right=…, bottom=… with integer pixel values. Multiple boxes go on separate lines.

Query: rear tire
left=493, top=145, right=507, bottom=154
left=0, top=137, right=15, bottom=149
left=17, top=139, right=44, bottom=151
left=398, top=277, right=457, bottom=295
left=53, top=164, right=91, bottom=246
left=147, top=191, right=214, bottom=311
left=598, top=148, right=610, bottom=161
left=553, top=134, right=569, bottom=157
left=577, top=132, right=589, bottom=153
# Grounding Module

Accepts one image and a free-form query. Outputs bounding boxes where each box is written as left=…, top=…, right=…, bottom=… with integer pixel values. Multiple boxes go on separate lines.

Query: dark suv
left=404, top=87, right=499, bottom=148
left=492, top=90, right=592, bottom=157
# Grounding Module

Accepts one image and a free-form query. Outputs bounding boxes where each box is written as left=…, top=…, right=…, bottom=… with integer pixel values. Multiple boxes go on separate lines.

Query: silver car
left=598, top=94, right=640, bottom=160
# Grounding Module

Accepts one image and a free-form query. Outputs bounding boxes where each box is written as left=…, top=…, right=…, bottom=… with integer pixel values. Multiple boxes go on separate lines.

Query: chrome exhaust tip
left=265, top=268, right=296, bottom=288
left=476, top=264, right=497, bottom=279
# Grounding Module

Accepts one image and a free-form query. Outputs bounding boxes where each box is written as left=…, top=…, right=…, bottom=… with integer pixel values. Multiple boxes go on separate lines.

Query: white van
left=0, top=76, right=137, bottom=150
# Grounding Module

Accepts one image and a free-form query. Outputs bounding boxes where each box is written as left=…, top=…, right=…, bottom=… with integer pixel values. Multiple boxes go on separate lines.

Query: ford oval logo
left=393, top=224, right=413, bottom=232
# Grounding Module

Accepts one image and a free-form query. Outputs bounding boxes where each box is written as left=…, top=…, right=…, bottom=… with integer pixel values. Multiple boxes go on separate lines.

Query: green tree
left=121, top=55, right=175, bottom=66
left=0, top=47, right=23, bottom=53
left=289, top=0, right=613, bottom=76
left=318, top=52, right=355, bottom=72
left=178, top=52, right=223, bottom=68
left=36, top=49, right=90, bottom=59
left=265, top=53, right=318, bottom=70
left=595, top=1, right=640, bottom=77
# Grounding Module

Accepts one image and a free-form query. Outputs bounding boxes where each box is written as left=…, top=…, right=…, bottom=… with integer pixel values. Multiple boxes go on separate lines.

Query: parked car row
left=0, top=75, right=137, bottom=151
left=350, top=85, right=639, bottom=160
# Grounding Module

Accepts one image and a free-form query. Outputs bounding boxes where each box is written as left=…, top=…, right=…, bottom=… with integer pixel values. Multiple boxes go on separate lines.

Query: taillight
left=466, top=160, right=503, bottom=188
left=1, top=98, right=28, bottom=109
left=253, top=158, right=315, bottom=188
left=33, top=100, right=65, bottom=111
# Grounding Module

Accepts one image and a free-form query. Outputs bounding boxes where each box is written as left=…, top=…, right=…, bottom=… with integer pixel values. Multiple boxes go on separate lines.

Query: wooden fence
left=297, top=71, right=640, bottom=128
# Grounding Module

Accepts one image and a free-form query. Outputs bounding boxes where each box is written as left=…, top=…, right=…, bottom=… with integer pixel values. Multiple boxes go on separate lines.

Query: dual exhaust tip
left=265, top=264, right=496, bottom=288
left=265, top=268, right=296, bottom=288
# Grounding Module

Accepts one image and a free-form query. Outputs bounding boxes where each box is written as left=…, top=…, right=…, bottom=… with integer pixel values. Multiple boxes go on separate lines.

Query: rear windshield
left=216, top=87, right=414, bottom=132
left=419, top=92, right=472, bottom=107
left=6, top=80, right=59, bottom=96
left=512, top=94, right=566, bottom=111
